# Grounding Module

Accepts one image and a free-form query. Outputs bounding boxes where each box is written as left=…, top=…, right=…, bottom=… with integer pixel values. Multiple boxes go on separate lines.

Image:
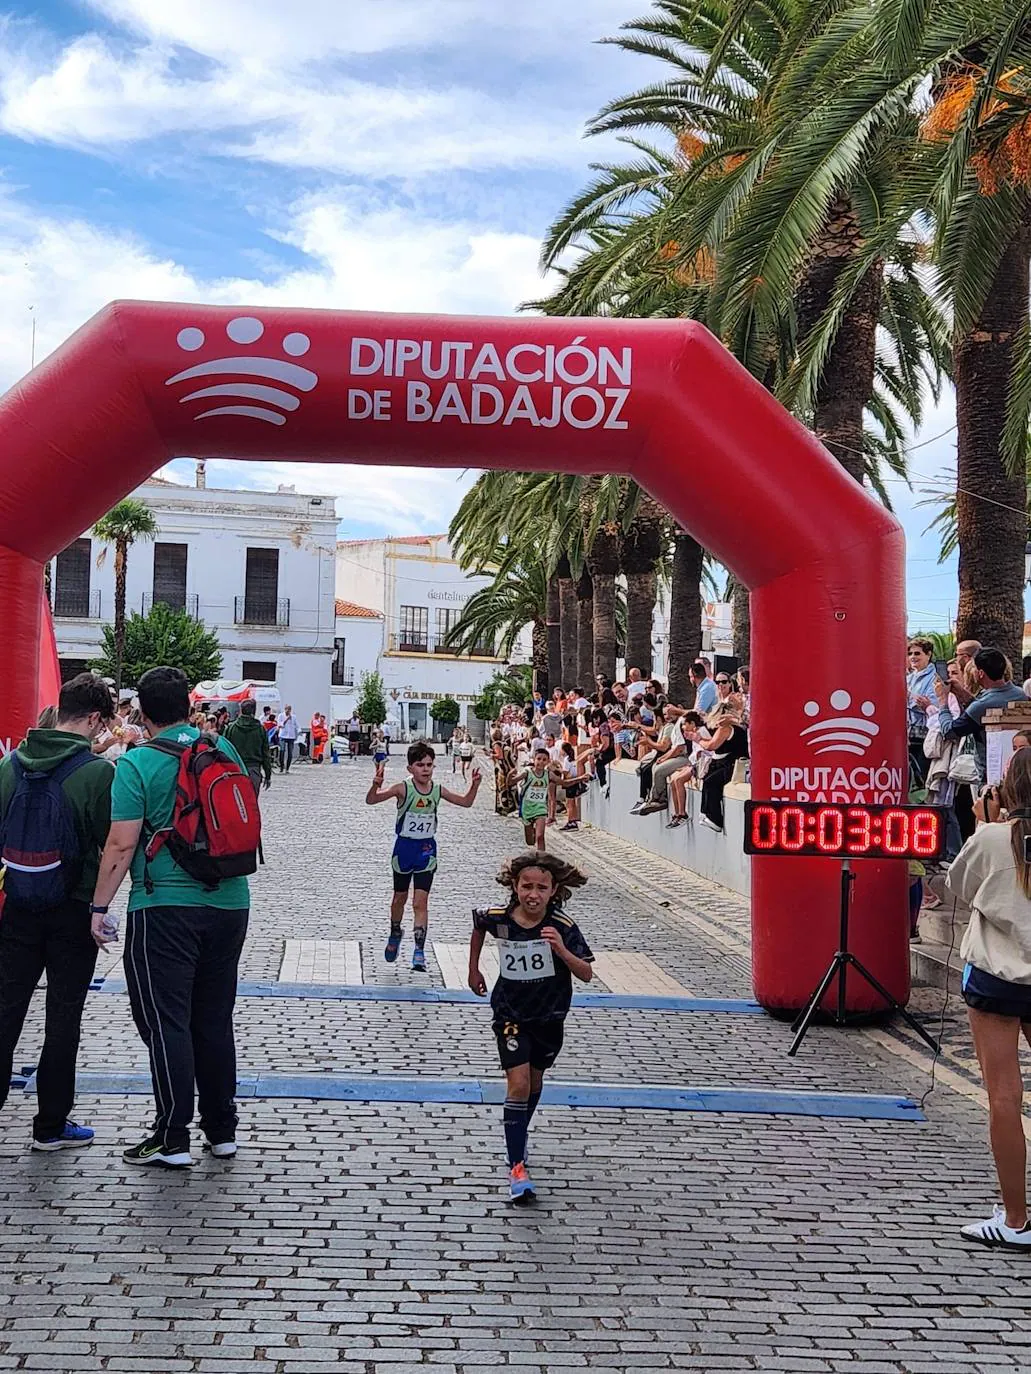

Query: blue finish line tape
left=93, top=978, right=764, bottom=1015
left=47, top=1070, right=923, bottom=1121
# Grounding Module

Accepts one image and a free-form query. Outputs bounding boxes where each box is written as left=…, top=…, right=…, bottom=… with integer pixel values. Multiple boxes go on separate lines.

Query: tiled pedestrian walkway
left=1, top=759, right=1027, bottom=1373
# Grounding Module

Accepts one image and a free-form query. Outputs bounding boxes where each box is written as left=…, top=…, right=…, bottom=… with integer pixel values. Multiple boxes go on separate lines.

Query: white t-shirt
left=277, top=712, right=300, bottom=740
left=627, top=681, right=647, bottom=699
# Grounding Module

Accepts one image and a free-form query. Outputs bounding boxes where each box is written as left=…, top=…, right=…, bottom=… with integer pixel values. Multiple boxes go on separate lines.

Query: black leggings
left=595, top=748, right=615, bottom=787
left=700, top=757, right=736, bottom=830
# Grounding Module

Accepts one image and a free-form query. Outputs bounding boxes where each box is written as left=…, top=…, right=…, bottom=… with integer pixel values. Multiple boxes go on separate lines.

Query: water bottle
left=100, top=913, right=120, bottom=943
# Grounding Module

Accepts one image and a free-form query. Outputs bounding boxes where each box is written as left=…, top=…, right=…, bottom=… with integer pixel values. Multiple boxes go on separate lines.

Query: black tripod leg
left=845, top=954, right=940, bottom=1054
left=788, top=954, right=844, bottom=1056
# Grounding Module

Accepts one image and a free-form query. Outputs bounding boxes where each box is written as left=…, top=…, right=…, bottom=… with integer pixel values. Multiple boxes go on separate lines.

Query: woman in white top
left=946, top=745, right=1031, bottom=1249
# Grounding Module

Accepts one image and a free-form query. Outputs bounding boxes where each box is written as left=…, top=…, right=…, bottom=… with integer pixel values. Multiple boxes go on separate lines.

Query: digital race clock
left=744, top=801, right=946, bottom=860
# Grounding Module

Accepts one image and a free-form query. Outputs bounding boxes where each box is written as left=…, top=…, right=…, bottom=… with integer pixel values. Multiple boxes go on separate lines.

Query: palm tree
left=576, top=565, right=594, bottom=689
left=443, top=548, right=551, bottom=689
left=621, top=493, right=668, bottom=676
left=93, top=497, right=158, bottom=694
left=668, top=530, right=704, bottom=705
left=557, top=554, right=579, bottom=691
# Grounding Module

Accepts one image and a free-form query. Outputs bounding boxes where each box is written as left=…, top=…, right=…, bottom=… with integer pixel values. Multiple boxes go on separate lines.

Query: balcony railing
left=331, top=668, right=356, bottom=688
left=53, top=588, right=101, bottom=620
left=388, top=633, right=495, bottom=657
left=234, top=596, right=291, bottom=628
left=142, top=592, right=200, bottom=618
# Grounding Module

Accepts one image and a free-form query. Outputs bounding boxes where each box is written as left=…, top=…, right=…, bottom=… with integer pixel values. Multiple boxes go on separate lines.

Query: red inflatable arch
left=0, top=302, right=907, bottom=1012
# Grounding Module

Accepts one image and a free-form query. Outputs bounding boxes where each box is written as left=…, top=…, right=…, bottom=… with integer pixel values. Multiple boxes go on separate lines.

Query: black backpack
left=0, top=753, right=95, bottom=911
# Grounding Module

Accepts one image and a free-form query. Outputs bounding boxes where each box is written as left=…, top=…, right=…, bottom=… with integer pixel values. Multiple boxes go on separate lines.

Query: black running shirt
left=473, top=904, right=594, bottom=1022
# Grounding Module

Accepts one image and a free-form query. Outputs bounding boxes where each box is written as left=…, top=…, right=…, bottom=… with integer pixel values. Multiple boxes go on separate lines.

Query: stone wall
left=581, top=760, right=752, bottom=896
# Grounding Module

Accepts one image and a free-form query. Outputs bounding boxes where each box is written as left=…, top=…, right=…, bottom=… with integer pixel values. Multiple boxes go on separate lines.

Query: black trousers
left=123, top=905, right=248, bottom=1151
left=0, top=897, right=98, bottom=1140
left=700, top=757, right=737, bottom=829
left=278, top=739, right=296, bottom=771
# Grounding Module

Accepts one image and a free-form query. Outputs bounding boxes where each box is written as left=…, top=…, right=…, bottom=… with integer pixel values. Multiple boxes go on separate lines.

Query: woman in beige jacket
left=946, top=746, right=1031, bottom=1250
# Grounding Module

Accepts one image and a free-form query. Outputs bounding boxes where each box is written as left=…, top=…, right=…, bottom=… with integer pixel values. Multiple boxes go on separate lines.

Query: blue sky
left=0, top=0, right=970, bottom=629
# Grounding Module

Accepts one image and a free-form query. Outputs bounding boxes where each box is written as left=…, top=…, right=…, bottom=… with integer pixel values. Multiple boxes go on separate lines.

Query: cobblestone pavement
left=2, top=758, right=1030, bottom=1373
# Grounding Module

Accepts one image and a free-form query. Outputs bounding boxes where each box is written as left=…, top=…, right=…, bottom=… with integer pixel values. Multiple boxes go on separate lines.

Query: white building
left=331, top=534, right=530, bottom=739
left=50, top=469, right=338, bottom=722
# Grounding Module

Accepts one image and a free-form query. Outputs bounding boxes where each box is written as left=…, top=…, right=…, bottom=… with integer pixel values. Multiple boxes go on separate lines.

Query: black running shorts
left=962, top=963, right=1031, bottom=1019
left=393, top=868, right=434, bottom=893
left=493, top=1017, right=565, bottom=1071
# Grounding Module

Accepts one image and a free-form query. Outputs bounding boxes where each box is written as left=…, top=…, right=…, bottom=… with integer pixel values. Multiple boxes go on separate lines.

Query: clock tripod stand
left=788, top=858, right=941, bottom=1057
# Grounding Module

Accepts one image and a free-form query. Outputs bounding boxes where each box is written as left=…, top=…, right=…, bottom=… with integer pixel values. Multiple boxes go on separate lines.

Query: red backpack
left=143, top=733, right=261, bottom=892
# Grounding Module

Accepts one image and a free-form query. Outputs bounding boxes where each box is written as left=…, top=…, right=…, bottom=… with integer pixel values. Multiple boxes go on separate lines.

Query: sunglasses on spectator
left=716, top=677, right=730, bottom=684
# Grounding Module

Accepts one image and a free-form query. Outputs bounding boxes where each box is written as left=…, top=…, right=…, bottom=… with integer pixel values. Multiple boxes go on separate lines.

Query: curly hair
left=496, top=851, right=588, bottom=909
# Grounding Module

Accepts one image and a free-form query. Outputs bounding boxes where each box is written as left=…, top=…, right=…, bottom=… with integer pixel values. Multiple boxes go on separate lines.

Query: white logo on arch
left=165, top=316, right=319, bottom=426
left=801, top=690, right=879, bottom=758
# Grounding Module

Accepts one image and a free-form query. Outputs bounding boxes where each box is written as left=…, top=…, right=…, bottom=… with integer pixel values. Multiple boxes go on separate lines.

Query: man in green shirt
left=0, top=673, right=114, bottom=1152
left=224, top=699, right=272, bottom=795
left=92, top=666, right=250, bottom=1169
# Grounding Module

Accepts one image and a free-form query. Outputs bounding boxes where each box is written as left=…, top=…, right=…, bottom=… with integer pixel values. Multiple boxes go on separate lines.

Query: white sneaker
left=961, top=1205, right=1031, bottom=1250
left=208, top=1140, right=238, bottom=1159
left=699, top=816, right=723, bottom=832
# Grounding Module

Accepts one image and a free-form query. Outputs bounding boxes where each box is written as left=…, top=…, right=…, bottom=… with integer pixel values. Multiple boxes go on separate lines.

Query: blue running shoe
left=32, top=1121, right=94, bottom=1152
left=411, top=947, right=427, bottom=973
left=384, top=929, right=402, bottom=963
left=508, top=1163, right=536, bottom=1204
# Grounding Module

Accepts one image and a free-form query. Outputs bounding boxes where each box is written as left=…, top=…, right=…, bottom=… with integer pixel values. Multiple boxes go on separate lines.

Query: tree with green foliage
left=89, top=602, right=221, bottom=687
left=429, top=698, right=461, bottom=725
left=473, top=666, right=534, bottom=722
left=93, top=498, right=159, bottom=694
left=356, top=671, right=388, bottom=727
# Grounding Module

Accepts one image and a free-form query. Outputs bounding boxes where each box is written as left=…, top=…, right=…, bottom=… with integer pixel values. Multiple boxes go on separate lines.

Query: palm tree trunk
left=545, top=574, right=561, bottom=696
left=625, top=570, right=656, bottom=675
left=796, top=193, right=882, bottom=484
left=531, top=619, right=549, bottom=695
left=576, top=567, right=594, bottom=690
left=732, top=579, right=751, bottom=664
left=667, top=531, right=703, bottom=706
left=114, top=538, right=128, bottom=695
left=954, top=231, right=1030, bottom=669
left=558, top=566, right=578, bottom=691
left=591, top=572, right=617, bottom=682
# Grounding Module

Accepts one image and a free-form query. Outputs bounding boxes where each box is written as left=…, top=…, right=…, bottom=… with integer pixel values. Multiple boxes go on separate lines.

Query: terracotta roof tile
left=335, top=599, right=382, bottom=619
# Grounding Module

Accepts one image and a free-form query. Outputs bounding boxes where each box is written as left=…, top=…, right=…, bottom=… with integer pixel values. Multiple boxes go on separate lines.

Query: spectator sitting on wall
left=626, top=668, right=647, bottom=699
left=637, top=705, right=689, bottom=815
left=665, top=711, right=709, bottom=827
left=696, top=696, right=750, bottom=832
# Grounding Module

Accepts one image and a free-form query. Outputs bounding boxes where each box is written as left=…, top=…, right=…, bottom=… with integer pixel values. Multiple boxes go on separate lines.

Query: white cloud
left=0, top=186, right=548, bottom=530
left=0, top=1, right=639, bottom=174
left=85, top=0, right=639, bottom=66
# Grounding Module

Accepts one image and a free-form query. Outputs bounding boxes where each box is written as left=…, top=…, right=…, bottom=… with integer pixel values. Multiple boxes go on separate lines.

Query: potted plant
left=429, top=697, right=461, bottom=744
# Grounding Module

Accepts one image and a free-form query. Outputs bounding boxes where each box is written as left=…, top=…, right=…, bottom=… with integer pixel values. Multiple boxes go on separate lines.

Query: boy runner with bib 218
left=469, top=852, right=594, bottom=1204
left=366, top=742, right=481, bottom=971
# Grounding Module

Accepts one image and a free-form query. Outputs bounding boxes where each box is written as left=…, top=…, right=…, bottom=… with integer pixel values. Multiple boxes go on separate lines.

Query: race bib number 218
left=496, top=938, right=554, bottom=981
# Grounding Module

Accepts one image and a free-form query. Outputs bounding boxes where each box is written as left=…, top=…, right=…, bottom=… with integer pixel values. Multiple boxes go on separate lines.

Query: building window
left=244, top=547, right=279, bottom=625
left=59, top=658, right=90, bottom=683
left=53, top=539, right=93, bottom=618
left=152, top=542, right=188, bottom=610
left=399, top=605, right=428, bottom=651
left=407, top=702, right=428, bottom=738
left=435, top=607, right=458, bottom=651
left=331, top=637, right=347, bottom=687
left=241, top=661, right=277, bottom=682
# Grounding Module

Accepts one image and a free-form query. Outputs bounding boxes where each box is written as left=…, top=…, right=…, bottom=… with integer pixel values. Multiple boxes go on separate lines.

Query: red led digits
left=845, top=808, right=873, bottom=853
left=750, top=805, right=779, bottom=850
left=911, top=809, right=941, bottom=857
left=880, top=810, right=910, bottom=855
left=816, top=806, right=844, bottom=852
left=743, top=801, right=946, bottom=859
left=780, top=807, right=807, bottom=850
